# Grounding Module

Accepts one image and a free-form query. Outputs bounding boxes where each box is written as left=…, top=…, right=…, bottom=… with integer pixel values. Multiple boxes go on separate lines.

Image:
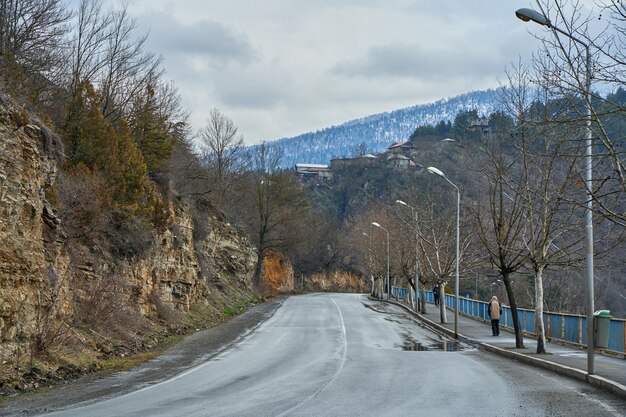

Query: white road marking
left=85, top=301, right=283, bottom=400
left=275, top=295, right=348, bottom=417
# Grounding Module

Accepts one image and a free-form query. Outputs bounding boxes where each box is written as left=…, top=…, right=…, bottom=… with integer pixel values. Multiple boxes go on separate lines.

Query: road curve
left=37, top=294, right=626, bottom=417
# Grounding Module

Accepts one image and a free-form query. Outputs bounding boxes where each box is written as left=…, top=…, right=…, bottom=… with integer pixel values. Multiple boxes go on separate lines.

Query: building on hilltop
left=330, top=142, right=421, bottom=171
left=294, top=163, right=333, bottom=179
left=329, top=158, right=350, bottom=170
left=386, top=153, right=415, bottom=170
left=329, top=154, right=377, bottom=170
left=469, top=117, right=491, bottom=134
left=387, top=141, right=415, bottom=154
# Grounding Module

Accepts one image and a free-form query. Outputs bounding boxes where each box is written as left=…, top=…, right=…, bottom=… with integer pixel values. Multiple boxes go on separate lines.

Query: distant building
left=329, top=158, right=351, bottom=170
left=387, top=141, right=416, bottom=153
left=469, top=117, right=491, bottom=134
left=386, top=154, right=414, bottom=169
left=329, top=156, right=369, bottom=170
left=329, top=140, right=422, bottom=172
left=357, top=154, right=377, bottom=166
left=294, top=163, right=332, bottom=179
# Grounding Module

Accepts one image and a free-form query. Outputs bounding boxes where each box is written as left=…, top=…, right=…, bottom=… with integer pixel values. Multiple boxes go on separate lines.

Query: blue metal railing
left=389, top=286, right=625, bottom=355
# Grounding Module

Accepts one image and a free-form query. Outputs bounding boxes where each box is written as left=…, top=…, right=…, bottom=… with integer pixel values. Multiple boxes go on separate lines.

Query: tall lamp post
left=395, top=200, right=421, bottom=312
left=427, top=166, right=460, bottom=338
left=515, top=6, right=595, bottom=375
left=372, top=222, right=390, bottom=301
left=363, top=232, right=374, bottom=296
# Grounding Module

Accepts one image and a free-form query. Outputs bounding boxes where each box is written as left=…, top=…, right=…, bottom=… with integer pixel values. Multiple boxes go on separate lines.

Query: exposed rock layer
left=0, top=97, right=257, bottom=357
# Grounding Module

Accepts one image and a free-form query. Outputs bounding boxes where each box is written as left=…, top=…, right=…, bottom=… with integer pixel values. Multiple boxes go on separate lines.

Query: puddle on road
left=399, top=340, right=463, bottom=352
left=362, top=301, right=391, bottom=314
left=397, top=333, right=466, bottom=352
left=362, top=301, right=469, bottom=352
left=384, top=316, right=402, bottom=324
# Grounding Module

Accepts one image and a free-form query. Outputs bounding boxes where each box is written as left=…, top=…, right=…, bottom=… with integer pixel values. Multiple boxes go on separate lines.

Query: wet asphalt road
left=25, top=294, right=626, bottom=416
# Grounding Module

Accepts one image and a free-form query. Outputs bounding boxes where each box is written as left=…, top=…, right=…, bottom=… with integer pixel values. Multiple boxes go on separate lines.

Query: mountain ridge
left=267, top=89, right=504, bottom=168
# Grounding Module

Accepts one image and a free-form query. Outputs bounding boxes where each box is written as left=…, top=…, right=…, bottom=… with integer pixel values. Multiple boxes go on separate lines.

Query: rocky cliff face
left=132, top=203, right=257, bottom=316
left=307, top=271, right=369, bottom=293
left=0, top=98, right=67, bottom=353
left=0, top=96, right=257, bottom=363
left=262, top=252, right=295, bottom=293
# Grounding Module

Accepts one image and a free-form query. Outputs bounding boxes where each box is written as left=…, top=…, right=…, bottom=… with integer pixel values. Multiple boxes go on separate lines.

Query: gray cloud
left=101, top=0, right=548, bottom=143
left=211, top=67, right=293, bottom=109
left=332, top=42, right=499, bottom=81
left=141, top=11, right=255, bottom=65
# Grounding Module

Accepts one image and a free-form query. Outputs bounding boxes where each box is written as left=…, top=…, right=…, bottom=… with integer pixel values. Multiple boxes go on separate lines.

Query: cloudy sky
left=93, top=1, right=546, bottom=144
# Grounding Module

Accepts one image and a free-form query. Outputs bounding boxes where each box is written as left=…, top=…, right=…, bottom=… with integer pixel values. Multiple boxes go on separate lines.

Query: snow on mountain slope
left=265, top=89, right=502, bottom=168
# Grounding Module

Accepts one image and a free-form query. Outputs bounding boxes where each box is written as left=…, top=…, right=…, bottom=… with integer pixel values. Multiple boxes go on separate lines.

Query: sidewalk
left=384, top=297, right=626, bottom=399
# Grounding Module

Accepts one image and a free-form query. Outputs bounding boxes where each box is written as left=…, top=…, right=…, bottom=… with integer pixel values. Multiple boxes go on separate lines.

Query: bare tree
left=514, top=92, right=589, bottom=353
left=57, top=165, right=112, bottom=243
left=472, top=64, right=536, bottom=348
left=348, top=206, right=392, bottom=299
left=0, top=0, right=69, bottom=68
left=0, top=0, right=70, bottom=103
left=519, top=0, right=626, bottom=352
left=66, top=1, right=159, bottom=115
left=527, top=0, right=626, bottom=227
left=97, top=4, right=162, bottom=120
left=350, top=142, right=369, bottom=158
left=241, top=143, right=309, bottom=287
left=68, top=0, right=112, bottom=92
left=475, top=129, right=528, bottom=347
left=416, top=192, right=476, bottom=324
left=197, top=108, right=246, bottom=201
left=393, top=200, right=425, bottom=311
left=356, top=224, right=377, bottom=296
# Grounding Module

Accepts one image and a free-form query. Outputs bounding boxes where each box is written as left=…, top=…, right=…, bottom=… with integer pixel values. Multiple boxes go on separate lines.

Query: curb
left=374, top=296, right=626, bottom=400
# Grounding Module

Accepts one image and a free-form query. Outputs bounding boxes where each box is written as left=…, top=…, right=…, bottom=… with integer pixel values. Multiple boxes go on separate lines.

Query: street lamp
left=473, top=272, right=479, bottom=299
left=515, top=6, right=596, bottom=375
left=492, top=279, right=503, bottom=299
left=372, top=222, right=390, bottom=301
left=427, top=166, right=460, bottom=338
left=363, top=232, right=374, bottom=295
left=395, top=199, right=421, bottom=313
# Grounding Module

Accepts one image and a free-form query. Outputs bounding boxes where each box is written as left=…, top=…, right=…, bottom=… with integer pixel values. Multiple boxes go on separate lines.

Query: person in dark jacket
left=488, top=295, right=503, bottom=336
left=433, top=284, right=440, bottom=306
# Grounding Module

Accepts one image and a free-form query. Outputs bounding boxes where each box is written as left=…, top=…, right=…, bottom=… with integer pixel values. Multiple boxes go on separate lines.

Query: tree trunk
left=420, top=286, right=427, bottom=314
left=439, top=282, right=447, bottom=324
left=503, top=273, right=524, bottom=348
left=253, top=251, right=264, bottom=287
left=380, top=277, right=384, bottom=299
left=534, top=266, right=547, bottom=354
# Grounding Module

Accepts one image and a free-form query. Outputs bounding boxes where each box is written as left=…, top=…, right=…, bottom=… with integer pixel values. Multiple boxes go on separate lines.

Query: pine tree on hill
left=62, top=80, right=151, bottom=212
left=128, top=84, right=176, bottom=173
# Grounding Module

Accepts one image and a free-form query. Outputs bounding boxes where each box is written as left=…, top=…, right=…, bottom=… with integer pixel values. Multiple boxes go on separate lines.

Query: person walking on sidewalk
left=433, top=284, right=440, bottom=306
left=488, top=295, right=503, bottom=336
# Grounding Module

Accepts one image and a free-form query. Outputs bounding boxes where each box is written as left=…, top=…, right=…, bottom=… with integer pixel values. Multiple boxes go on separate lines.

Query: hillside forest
left=0, top=0, right=624, bottom=392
